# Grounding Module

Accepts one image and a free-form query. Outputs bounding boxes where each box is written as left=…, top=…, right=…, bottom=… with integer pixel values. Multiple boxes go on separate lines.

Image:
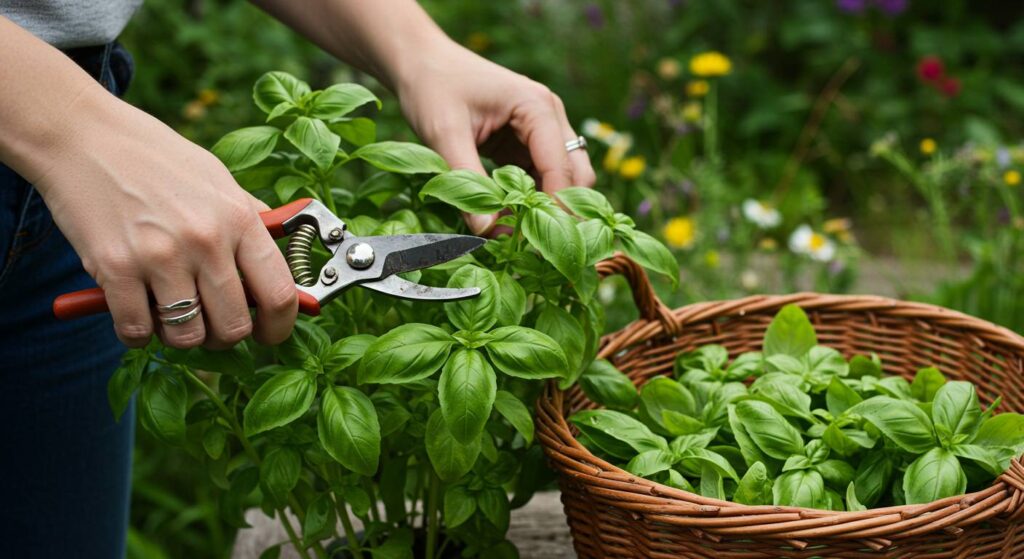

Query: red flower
left=917, top=56, right=944, bottom=82
left=940, top=77, right=962, bottom=97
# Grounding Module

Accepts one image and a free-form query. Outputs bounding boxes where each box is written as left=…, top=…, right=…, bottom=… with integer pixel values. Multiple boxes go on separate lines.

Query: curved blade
left=367, top=234, right=486, bottom=277
left=360, top=275, right=480, bottom=301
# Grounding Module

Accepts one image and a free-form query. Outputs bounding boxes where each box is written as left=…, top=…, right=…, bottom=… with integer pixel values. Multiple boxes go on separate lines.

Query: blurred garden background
left=118, top=1, right=1024, bottom=557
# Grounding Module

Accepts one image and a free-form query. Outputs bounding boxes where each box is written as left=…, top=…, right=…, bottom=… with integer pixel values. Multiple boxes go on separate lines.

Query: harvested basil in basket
left=570, top=304, right=1024, bottom=510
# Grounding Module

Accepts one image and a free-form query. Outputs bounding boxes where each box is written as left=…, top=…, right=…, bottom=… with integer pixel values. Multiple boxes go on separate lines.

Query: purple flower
left=637, top=199, right=653, bottom=217
left=626, top=95, right=648, bottom=120
left=875, top=0, right=908, bottom=15
left=677, top=179, right=695, bottom=195
left=997, top=147, right=1011, bottom=169
left=836, top=0, right=867, bottom=12
left=828, top=260, right=846, bottom=276
left=584, top=3, right=605, bottom=29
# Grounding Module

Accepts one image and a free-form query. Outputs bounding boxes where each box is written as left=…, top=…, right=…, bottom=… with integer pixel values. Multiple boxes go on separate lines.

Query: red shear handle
left=53, top=287, right=321, bottom=320
left=261, top=197, right=314, bottom=238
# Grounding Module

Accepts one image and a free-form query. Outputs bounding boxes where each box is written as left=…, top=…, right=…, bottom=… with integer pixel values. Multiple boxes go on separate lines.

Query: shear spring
left=286, top=223, right=317, bottom=286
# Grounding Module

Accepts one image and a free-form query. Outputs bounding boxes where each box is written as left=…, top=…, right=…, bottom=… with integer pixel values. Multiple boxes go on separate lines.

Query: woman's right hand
left=33, top=85, right=298, bottom=349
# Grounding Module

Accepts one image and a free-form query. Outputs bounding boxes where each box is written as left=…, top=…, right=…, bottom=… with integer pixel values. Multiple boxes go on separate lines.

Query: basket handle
left=595, top=253, right=681, bottom=338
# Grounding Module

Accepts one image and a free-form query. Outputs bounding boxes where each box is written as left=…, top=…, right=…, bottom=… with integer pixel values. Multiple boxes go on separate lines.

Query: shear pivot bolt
left=321, top=266, right=338, bottom=285
left=346, top=243, right=375, bottom=269
left=328, top=228, right=343, bottom=241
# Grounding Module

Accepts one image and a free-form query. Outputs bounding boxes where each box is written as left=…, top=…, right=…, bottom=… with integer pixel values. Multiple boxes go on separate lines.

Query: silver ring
left=156, top=294, right=200, bottom=313
left=565, top=135, right=588, bottom=153
left=160, top=304, right=202, bottom=325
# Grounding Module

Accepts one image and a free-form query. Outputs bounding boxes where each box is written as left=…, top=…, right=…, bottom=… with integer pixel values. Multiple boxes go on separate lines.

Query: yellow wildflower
left=619, top=156, right=646, bottom=179
left=657, top=58, right=681, bottom=80
left=919, top=138, right=937, bottom=155
left=689, top=51, right=732, bottom=77
left=682, top=101, right=702, bottom=123
left=198, top=89, right=219, bottom=106
left=663, top=217, right=696, bottom=249
left=182, top=100, right=206, bottom=121
left=759, top=238, right=778, bottom=251
left=824, top=217, right=853, bottom=243
left=466, top=32, right=491, bottom=53
left=603, top=142, right=628, bottom=173
left=582, top=119, right=618, bottom=144
left=704, top=250, right=720, bottom=269
left=686, top=80, right=709, bottom=97
left=1004, top=170, right=1021, bottom=187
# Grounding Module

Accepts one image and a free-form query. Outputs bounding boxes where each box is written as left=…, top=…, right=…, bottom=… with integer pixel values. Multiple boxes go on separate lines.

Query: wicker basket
left=536, top=254, right=1024, bottom=558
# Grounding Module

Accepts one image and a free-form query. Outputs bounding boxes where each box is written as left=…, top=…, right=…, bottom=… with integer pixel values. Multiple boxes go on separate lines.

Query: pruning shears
left=53, top=198, right=485, bottom=320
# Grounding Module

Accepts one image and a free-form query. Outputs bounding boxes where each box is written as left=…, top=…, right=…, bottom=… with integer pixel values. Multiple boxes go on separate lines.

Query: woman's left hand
left=394, top=42, right=596, bottom=234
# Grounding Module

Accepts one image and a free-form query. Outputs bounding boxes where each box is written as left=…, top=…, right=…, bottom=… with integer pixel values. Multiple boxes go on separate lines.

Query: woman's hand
left=33, top=86, right=298, bottom=349
left=394, top=43, right=597, bottom=234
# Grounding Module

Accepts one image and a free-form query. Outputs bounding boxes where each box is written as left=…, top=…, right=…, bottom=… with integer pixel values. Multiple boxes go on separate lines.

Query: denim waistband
left=62, top=42, right=135, bottom=97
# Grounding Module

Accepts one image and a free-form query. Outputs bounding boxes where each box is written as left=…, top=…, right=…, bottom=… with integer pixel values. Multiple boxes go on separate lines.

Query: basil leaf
left=702, top=382, right=749, bottom=428
left=578, top=219, right=615, bottom=265
left=212, top=126, right=281, bottom=172
left=751, top=376, right=813, bottom=419
left=625, top=449, right=675, bottom=477
left=734, top=400, right=805, bottom=460
left=846, top=482, right=867, bottom=511
left=773, top=470, right=826, bottom=508
left=848, top=396, right=936, bottom=453
left=420, top=170, right=504, bottom=213
left=849, top=354, right=883, bottom=379
left=725, top=351, right=762, bottom=381
left=783, top=455, right=813, bottom=472
left=805, top=346, right=849, bottom=377
left=763, top=305, right=817, bottom=359
left=932, top=381, right=981, bottom=438
left=728, top=404, right=773, bottom=470
left=318, top=386, right=381, bottom=476
left=253, top=71, right=310, bottom=113
left=617, top=228, right=679, bottom=286
left=639, top=377, right=697, bottom=428
left=444, top=265, right=499, bottom=332
left=277, top=320, right=331, bottom=368
left=493, top=390, right=534, bottom=445
left=734, top=462, right=773, bottom=505
left=663, top=410, right=706, bottom=436
left=974, top=413, right=1024, bottom=449
left=370, top=390, right=412, bottom=437
left=556, top=187, right=615, bottom=220
left=816, top=460, right=855, bottom=489
left=700, top=465, right=725, bottom=500
left=493, top=272, right=526, bottom=327
left=491, top=165, right=535, bottom=194
left=875, top=376, right=913, bottom=400
left=953, top=443, right=1005, bottom=476
left=284, top=116, right=341, bottom=171
left=139, top=370, right=187, bottom=445
left=439, top=349, right=496, bottom=444
left=536, top=305, right=585, bottom=381
left=853, top=451, right=893, bottom=507
left=322, top=334, right=377, bottom=375
left=484, top=326, right=568, bottom=380
left=679, top=447, right=739, bottom=481
left=578, top=359, right=638, bottom=411
left=477, top=487, right=510, bottom=532
left=260, top=446, right=301, bottom=507
left=823, top=423, right=874, bottom=457
left=522, top=204, right=586, bottom=284
left=308, top=83, right=381, bottom=119
left=910, top=367, right=946, bottom=402
left=569, top=409, right=668, bottom=458
left=358, top=324, right=454, bottom=384
left=353, top=141, right=448, bottom=174
left=826, top=377, right=863, bottom=417
left=328, top=117, right=376, bottom=147
left=108, top=349, right=147, bottom=421
left=443, top=485, right=476, bottom=528
left=904, top=448, right=966, bottom=504
left=425, top=409, right=480, bottom=482
left=303, top=494, right=337, bottom=545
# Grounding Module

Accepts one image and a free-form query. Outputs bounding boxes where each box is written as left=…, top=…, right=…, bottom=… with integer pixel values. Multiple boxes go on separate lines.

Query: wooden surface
left=231, top=491, right=575, bottom=558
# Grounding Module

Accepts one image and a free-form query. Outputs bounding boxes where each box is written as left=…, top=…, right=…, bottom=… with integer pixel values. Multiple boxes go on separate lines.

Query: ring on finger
left=156, top=294, right=200, bottom=313
left=565, top=135, right=588, bottom=153
left=160, top=304, right=202, bottom=325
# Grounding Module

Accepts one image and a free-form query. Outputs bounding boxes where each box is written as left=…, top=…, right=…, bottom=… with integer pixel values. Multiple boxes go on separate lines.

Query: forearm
left=0, top=16, right=113, bottom=185
left=249, top=0, right=456, bottom=92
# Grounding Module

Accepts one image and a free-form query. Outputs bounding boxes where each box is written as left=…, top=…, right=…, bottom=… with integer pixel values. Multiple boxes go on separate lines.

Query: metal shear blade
left=360, top=275, right=480, bottom=301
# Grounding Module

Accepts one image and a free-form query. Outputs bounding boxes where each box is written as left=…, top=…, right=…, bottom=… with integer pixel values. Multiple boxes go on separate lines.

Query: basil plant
left=107, top=72, right=677, bottom=559
left=572, top=305, right=1024, bottom=511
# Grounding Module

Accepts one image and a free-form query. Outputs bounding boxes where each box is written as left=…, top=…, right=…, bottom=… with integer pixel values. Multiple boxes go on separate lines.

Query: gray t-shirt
left=2, top=0, right=142, bottom=48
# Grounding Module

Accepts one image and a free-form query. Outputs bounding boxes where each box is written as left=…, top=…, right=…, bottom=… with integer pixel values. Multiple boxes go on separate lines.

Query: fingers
left=428, top=115, right=499, bottom=235
left=103, top=274, right=154, bottom=348
left=196, top=247, right=252, bottom=350
left=236, top=221, right=298, bottom=345
left=550, top=96, right=597, bottom=188
left=148, top=263, right=206, bottom=349
left=513, top=99, right=574, bottom=195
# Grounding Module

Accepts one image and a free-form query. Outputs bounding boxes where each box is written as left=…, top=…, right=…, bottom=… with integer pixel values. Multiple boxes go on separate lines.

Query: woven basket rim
left=537, top=285, right=1024, bottom=543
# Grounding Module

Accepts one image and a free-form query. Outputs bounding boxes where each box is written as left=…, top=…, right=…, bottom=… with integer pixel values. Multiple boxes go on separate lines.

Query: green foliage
left=570, top=304, right=1024, bottom=510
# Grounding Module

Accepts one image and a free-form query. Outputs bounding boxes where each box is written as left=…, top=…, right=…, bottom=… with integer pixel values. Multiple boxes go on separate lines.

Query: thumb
left=428, top=123, right=498, bottom=236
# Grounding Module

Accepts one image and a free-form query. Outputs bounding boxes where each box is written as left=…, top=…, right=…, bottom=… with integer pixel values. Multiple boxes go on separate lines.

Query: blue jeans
left=0, top=43, right=135, bottom=559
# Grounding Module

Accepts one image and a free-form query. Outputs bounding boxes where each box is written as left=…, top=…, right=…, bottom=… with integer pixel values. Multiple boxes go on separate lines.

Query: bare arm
left=252, top=0, right=596, bottom=234
left=0, top=16, right=298, bottom=349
